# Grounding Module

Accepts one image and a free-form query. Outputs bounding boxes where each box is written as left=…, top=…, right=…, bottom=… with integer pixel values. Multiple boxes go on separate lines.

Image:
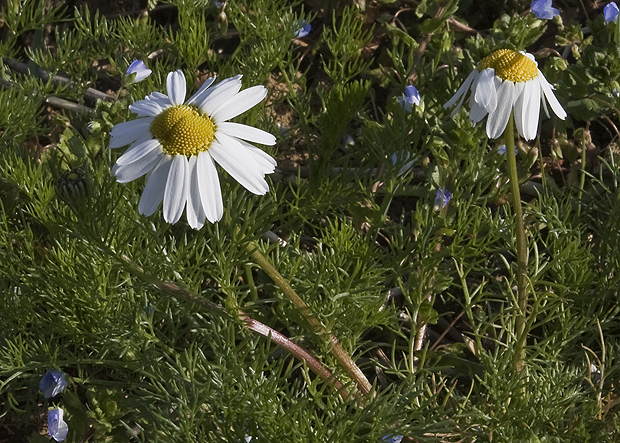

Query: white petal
left=186, top=156, right=206, bottom=229
left=109, top=117, right=153, bottom=149
left=209, top=133, right=271, bottom=195
left=129, top=100, right=163, bottom=117
left=444, top=69, right=477, bottom=110
left=114, top=147, right=165, bottom=183
left=211, top=86, right=268, bottom=122
left=523, top=78, right=542, bottom=140
left=474, top=68, right=498, bottom=113
left=237, top=139, right=277, bottom=170
left=196, top=151, right=224, bottom=223
left=217, top=122, right=277, bottom=145
left=541, top=90, right=551, bottom=118
left=163, top=155, right=190, bottom=224
left=146, top=91, right=172, bottom=109
left=468, top=73, right=500, bottom=116
left=486, top=80, right=516, bottom=139
left=469, top=101, right=488, bottom=123
left=198, top=76, right=243, bottom=115
left=512, top=82, right=527, bottom=139
left=539, top=73, right=567, bottom=120
left=167, top=70, right=187, bottom=106
left=116, top=138, right=161, bottom=166
left=138, top=155, right=172, bottom=216
left=186, top=76, right=217, bottom=106
left=524, top=52, right=537, bottom=65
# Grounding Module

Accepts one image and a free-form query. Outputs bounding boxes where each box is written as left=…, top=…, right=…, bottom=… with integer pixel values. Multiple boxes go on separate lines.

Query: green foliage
left=2, top=0, right=66, bottom=38
left=489, top=13, right=548, bottom=51
left=322, top=5, right=374, bottom=84
left=2, top=0, right=620, bottom=441
left=227, top=0, right=308, bottom=84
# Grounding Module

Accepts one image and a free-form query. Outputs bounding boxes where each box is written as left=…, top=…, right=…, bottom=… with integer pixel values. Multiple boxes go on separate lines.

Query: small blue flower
left=277, top=123, right=290, bottom=138
left=39, top=370, right=68, bottom=399
left=434, top=187, right=452, bottom=210
left=498, top=144, right=518, bottom=155
left=125, top=60, right=152, bottom=83
left=530, top=0, right=560, bottom=20
left=295, top=20, right=311, bottom=38
left=48, top=408, right=69, bottom=442
left=391, top=151, right=415, bottom=176
left=397, top=85, right=421, bottom=112
left=589, top=363, right=602, bottom=384
left=383, top=436, right=403, bottom=443
left=605, top=2, right=619, bottom=23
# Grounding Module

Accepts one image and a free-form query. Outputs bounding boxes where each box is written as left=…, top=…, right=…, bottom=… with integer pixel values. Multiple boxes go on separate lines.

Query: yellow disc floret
left=150, top=105, right=216, bottom=157
left=478, top=49, right=538, bottom=83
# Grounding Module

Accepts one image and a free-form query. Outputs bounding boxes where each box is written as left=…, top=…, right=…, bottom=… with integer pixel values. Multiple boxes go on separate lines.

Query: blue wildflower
left=498, top=144, right=518, bottom=155
left=295, top=20, right=311, bottom=38
left=277, top=123, right=290, bottom=138
left=434, top=187, right=452, bottom=210
left=589, top=364, right=602, bottom=384
left=39, top=370, right=68, bottom=399
left=383, top=436, right=404, bottom=443
left=530, top=0, right=560, bottom=20
left=391, top=152, right=415, bottom=176
left=397, top=85, right=421, bottom=112
left=48, top=408, right=69, bottom=442
left=605, top=2, right=619, bottom=23
left=343, top=134, right=355, bottom=146
left=125, top=60, right=152, bottom=83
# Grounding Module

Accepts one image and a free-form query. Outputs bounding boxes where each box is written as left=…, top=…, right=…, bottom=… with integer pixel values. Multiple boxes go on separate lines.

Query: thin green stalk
left=616, top=12, right=620, bottom=46
left=246, top=241, right=373, bottom=396
left=84, top=236, right=352, bottom=399
left=577, top=121, right=590, bottom=216
left=503, top=112, right=528, bottom=373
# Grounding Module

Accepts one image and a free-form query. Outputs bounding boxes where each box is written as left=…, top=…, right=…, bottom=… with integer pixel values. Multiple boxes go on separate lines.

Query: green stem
left=616, top=13, right=620, bottom=47
left=503, top=113, right=528, bottom=373
left=86, top=237, right=352, bottom=399
left=577, top=121, right=590, bottom=216
left=246, top=241, right=373, bottom=396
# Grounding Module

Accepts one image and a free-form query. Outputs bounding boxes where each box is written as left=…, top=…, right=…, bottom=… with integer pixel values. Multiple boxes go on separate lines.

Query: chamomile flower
left=444, top=49, right=567, bottom=140
left=109, top=70, right=277, bottom=229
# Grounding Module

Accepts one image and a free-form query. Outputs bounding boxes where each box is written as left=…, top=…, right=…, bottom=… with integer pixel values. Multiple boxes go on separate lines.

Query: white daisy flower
left=444, top=49, right=567, bottom=140
left=109, top=70, right=277, bottom=229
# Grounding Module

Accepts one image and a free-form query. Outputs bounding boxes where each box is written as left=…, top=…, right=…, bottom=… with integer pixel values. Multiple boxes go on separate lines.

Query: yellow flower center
left=150, top=105, right=216, bottom=156
left=478, top=49, right=538, bottom=83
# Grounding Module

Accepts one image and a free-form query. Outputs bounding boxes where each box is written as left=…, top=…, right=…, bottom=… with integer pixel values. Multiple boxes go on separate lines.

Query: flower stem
left=246, top=241, right=373, bottom=396
left=577, top=121, right=590, bottom=217
left=112, top=247, right=353, bottom=399
left=503, top=113, right=528, bottom=373
left=82, top=234, right=352, bottom=399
